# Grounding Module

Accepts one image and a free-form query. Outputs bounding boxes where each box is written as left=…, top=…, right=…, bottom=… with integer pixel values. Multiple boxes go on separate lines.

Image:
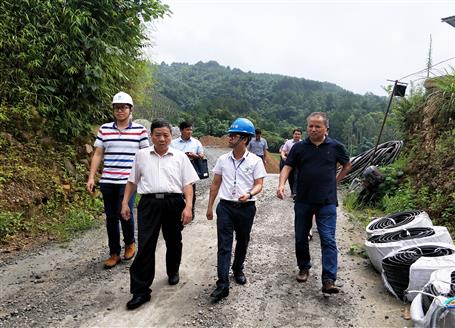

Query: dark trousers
left=130, top=195, right=185, bottom=296
left=100, top=183, right=135, bottom=255
left=215, top=201, right=256, bottom=288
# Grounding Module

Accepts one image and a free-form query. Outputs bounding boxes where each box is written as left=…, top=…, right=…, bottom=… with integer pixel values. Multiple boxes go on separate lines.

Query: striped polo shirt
left=94, top=121, right=150, bottom=184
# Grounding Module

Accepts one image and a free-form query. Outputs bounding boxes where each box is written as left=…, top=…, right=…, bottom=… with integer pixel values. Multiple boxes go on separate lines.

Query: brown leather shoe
left=322, top=280, right=339, bottom=294
left=296, top=269, right=309, bottom=282
left=104, top=254, right=121, bottom=269
left=124, top=243, right=136, bottom=261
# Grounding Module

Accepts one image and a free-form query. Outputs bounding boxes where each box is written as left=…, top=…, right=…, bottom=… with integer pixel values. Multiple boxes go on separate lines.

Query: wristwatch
left=248, top=192, right=253, bottom=199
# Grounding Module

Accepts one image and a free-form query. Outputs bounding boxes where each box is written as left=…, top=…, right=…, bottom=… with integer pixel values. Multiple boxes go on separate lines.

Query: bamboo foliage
left=0, top=0, right=169, bottom=140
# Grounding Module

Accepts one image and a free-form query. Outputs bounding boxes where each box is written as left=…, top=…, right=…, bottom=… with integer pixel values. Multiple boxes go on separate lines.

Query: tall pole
left=369, top=80, right=398, bottom=166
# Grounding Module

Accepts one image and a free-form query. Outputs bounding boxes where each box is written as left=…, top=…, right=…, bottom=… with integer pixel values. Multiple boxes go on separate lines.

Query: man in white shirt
left=171, top=121, right=205, bottom=219
left=280, top=129, right=302, bottom=196
left=206, top=118, right=267, bottom=302
left=121, top=119, right=199, bottom=310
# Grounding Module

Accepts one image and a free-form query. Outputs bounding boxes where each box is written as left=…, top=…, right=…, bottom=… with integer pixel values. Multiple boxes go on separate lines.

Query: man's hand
left=181, top=206, right=192, bottom=225
left=121, top=203, right=131, bottom=221
left=276, top=185, right=286, bottom=199
left=86, top=178, right=95, bottom=193
left=185, top=152, right=199, bottom=159
left=206, top=207, right=214, bottom=220
left=238, top=193, right=250, bottom=202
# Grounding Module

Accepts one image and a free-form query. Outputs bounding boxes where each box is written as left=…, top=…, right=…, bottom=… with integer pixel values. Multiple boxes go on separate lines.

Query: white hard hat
left=112, top=92, right=133, bottom=107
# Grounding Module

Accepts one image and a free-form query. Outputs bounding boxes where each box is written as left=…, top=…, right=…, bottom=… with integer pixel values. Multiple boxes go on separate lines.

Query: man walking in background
left=171, top=121, right=205, bottom=219
left=280, top=129, right=302, bottom=196
left=121, top=119, right=199, bottom=310
left=276, top=112, right=351, bottom=294
left=247, top=128, right=269, bottom=165
left=206, top=118, right=266, bottom=302
left=87, top=92, right=149, bottom=269
left=278, top=139, right=288, bottom=171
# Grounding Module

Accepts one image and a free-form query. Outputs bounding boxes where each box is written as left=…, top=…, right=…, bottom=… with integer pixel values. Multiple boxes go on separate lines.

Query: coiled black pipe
left=422, top=271, right=455, bottom=314
left=340, top=140, right=403, bottom=184
left=382, top=245, right=455, bottom=301
left=367, top=227, right=435, bottom=244
left=368, top=210, right=424, bottom=231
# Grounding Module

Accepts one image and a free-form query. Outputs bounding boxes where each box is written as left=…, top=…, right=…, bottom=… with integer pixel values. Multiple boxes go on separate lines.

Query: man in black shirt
left=276, top=112, right=351, bottom=294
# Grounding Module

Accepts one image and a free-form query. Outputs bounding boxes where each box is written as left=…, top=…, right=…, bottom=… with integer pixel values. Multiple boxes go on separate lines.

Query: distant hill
left=140, top=61, right=397, bottom=153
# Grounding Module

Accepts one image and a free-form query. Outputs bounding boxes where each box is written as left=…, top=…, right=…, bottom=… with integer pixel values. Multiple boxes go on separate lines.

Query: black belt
left=143, top=193, right=183, bottom=199
left=220, top=199, right=255, bottom=208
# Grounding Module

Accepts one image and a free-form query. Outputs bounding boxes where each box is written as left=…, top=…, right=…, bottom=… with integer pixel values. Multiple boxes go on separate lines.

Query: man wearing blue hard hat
left=206, top=118, right=267, bottom=302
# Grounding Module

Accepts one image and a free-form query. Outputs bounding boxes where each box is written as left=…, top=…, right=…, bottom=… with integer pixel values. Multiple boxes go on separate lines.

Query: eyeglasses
left=228, top=133, right=240, bottom=139
left=113, top=105, right=130, bottom=112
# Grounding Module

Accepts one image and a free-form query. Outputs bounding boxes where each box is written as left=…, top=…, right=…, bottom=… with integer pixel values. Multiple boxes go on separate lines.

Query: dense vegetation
left=0, top=0, right=169, bottom=246
left=344, top=74, right=455, bottom=232
left=137, top=61, right=400, bottom=153
left=0, top=0, right=168, bottom=141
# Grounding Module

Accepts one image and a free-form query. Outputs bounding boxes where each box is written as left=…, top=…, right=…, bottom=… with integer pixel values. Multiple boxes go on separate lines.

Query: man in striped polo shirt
left=87, top=92, right=150, bottom=269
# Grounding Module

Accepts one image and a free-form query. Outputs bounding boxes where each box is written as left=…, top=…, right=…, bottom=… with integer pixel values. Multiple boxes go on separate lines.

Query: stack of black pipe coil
left=368, top=210, right=425, bottom=232
left=421, top=271, right=455, bottom=314
left=367, top=227, right=435, bottom=244
left=382, top=245, right=455, bottom=300
left=340, top=140, right=402, bottom=184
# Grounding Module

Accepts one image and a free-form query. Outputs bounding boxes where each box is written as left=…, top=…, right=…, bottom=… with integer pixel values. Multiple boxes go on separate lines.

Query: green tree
left=0, top=0, right=169, bottom=141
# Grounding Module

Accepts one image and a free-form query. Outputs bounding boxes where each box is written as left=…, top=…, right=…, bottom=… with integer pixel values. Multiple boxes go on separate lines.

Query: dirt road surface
left=0, top=148, right=409, bottom=327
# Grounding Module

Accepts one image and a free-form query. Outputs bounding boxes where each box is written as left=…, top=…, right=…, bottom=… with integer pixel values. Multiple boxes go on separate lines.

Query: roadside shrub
left=0, top=0, right=169, bottom=141
left=0, top=212, right=28, bottom=241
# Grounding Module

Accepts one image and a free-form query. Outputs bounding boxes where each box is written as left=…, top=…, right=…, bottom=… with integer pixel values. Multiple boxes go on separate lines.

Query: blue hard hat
left=227, top=118, right=255, bottom=136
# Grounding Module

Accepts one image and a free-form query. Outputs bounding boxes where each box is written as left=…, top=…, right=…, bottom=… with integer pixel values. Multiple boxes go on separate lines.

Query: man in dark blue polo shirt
left=276, top=112, right=351, bottom=294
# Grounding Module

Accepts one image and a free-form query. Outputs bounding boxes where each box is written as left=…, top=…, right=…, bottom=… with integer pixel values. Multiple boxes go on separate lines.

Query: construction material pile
left=363, top=209, right=455, bottom=327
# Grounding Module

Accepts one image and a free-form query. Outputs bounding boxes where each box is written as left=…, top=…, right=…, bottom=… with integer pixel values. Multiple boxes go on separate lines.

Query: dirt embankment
left=0, top=147, right=409, bottom=328
left=200, top=136, right=280, bottom=173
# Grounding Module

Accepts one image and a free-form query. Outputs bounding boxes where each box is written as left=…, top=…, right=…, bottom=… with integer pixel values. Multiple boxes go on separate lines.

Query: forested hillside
left=139, top=61, right=396, bottom=153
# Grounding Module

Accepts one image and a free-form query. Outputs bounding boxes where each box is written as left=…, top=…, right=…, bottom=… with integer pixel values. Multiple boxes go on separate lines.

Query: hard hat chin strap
left=233, top=135, right=251, bottom=148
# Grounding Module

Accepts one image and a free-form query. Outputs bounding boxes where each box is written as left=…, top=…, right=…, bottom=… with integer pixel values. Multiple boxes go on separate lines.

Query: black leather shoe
left=234, top=272, right=247, bottom=285
left=210, top=286, right=229, bottom=301
left=296, top=269, right=309, bottom=283
left=168, top=273, right=180, bottom=285
left=126, top=294, right=151, bottom=310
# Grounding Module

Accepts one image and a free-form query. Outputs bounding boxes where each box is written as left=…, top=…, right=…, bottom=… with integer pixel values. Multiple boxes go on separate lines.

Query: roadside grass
left=342, top=190, right=384, bottom=227
left=53, top=198, right=104, bottom=241
left=0, top=212, right=30, bottom=241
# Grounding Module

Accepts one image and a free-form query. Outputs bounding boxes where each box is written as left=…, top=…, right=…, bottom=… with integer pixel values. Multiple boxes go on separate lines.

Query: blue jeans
left=100, top=183, right=136, bottom=256
left=294, top=202, right=338, bottom=282
left=216, top=201, right=256, bottom=288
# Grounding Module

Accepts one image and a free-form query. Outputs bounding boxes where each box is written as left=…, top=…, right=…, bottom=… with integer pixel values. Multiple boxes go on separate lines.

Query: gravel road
left=0, top=147, right=409, bottom=328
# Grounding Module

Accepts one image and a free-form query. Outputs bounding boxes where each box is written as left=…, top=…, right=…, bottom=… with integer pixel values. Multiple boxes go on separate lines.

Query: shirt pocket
left=241, top=164, right=254, bottom=175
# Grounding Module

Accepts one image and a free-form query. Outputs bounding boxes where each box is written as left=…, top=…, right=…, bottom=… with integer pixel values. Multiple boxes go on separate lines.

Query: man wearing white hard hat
left=87, top=92, right=150, bottom=269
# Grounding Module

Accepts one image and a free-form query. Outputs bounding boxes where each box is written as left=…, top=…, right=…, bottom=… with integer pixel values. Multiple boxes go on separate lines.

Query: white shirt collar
left=150, top=145, right=174, bottom=156
left=229, top=150, right=250, bottom=161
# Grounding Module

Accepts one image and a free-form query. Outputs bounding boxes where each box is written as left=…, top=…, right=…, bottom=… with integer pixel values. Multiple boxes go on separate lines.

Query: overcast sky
left=146, top=0, right=455, bottom=96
